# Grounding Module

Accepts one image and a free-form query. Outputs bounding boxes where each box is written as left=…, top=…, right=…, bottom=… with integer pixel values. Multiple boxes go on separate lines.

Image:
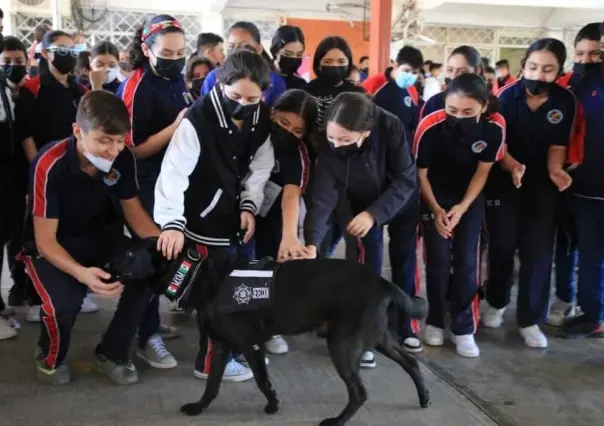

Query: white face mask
left=82, top=138, right=114, bottom=172
left=106, top=66, right=120, bottom=84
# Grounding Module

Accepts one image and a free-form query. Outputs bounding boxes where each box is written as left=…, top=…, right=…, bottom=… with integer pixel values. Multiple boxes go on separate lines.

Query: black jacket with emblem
left=154, top=86, right=274, bottom=247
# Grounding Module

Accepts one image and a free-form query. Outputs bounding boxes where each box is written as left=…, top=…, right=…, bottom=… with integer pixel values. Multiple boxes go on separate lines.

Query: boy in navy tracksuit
left=559, top=24, right=604, bottom=337
left=304, top=92, right=417, bottom=367
left=361, top=45, right=424, bottom=352
left=23, top=91, right=164, bottom=385
left=482, top=39, right=576, bottom=349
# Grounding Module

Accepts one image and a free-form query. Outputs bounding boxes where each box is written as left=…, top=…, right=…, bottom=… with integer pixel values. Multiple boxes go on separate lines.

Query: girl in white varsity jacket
left=154, top=50, right=274, bottom=382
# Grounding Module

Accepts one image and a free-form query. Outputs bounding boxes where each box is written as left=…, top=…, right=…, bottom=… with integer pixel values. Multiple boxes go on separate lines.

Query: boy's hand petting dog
left=77, top=266, right=123, bottom=298
left=240, top=211, right=255, bottom=243
left=157, top=230, right=185, bottom=260
left=347, top=211, right=375, bottom=238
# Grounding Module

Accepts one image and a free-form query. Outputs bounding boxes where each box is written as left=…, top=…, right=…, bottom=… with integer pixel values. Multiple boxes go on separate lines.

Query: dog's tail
left=381, top=278, right=428, bottom=319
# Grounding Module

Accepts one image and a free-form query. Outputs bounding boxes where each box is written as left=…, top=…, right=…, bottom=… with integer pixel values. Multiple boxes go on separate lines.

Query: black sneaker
left=560, top=314, right=604, bottom=339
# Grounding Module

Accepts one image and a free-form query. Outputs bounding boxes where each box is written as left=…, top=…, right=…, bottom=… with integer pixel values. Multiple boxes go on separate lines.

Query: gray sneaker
left=36, top=357, right=71, bottom=385
left=136, top=334, right=177, bottom=369
left=95, top=353, right=139, bottom=385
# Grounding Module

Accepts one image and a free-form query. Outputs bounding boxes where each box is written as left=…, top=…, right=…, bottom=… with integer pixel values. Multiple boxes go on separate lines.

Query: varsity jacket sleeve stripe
left=154, top=118, right=200, bottom=231
left=240, top=136, right=274, bottom=215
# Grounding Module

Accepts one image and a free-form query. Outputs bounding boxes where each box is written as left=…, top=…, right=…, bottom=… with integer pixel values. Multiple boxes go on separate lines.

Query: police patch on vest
left=547, top=109, right=563, bottom=124
left=103, top=169, right=121, bottom=186
left=214, top=258, right=276, bottom=314
left=471, top=140, right=488, bottom=153
left=404, top=96, right=412, bottom=107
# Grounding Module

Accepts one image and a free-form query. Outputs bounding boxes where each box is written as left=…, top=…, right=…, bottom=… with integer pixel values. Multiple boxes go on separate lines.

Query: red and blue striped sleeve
left=31, top=139, right=69, bottom=219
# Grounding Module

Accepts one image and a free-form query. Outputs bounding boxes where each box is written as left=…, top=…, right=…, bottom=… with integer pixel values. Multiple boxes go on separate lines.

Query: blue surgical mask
left=75, top=43, right=88, bottom=52
left=395, top=71, right=418, bottom=89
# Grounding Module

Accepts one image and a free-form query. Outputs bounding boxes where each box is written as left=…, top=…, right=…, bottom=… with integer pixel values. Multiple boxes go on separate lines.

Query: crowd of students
left=0, top=9, right=602, bottom=387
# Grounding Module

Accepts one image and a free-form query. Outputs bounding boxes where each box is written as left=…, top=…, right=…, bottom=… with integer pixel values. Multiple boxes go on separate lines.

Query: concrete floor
left=1, top=241, right=603, bottom=426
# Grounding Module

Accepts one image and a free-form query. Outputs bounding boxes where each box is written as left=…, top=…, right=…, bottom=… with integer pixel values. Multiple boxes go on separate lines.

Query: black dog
left=108, top=238, right=431, bottom=426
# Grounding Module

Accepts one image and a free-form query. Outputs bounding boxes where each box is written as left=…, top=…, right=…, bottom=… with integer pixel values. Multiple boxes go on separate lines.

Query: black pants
left=422, top=196, right=484, bottom=336
left=485, top=174, right=558, bottom=327
left=23, top=253, right=154, bottom=368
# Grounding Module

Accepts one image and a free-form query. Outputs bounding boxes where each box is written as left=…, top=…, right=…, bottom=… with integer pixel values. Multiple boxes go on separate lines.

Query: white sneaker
left=265, top=335, right=289, bottom=354
left=519, top=325, right=548, bottom=348
left=451, top=334, right=480, bottom=358
left=0, top=317, right=17, bottom=340
left=26, top=305, right=41, bottom=323
left=423, top=325, right=444, bottom=346
left=483, top=306, right=506, bottom=328
left=546, top=297, right=573, bottom=327
left=402, top=337, right=423, bottom=353
left=235, top=353, right=269, bottom=366
left=360, top=351, right=376, bottom=369
left=194, top=359, right=254, bottom=382
left=136, top=335, right=177, bottom=369
left=80, top=296, right=99, bottom=313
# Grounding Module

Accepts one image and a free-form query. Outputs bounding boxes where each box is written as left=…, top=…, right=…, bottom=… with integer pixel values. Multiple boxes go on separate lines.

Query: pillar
left=0, top=0, right=13, bottom=36
left=50, top=0, right=62, bottom=30
left=369, top=0, right=392, bottom=75
left=200, top=11, right=225, bottom=38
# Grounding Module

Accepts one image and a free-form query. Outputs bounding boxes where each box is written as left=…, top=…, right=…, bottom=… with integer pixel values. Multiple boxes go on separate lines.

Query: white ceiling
left=224, top=0, right=604, bottom=29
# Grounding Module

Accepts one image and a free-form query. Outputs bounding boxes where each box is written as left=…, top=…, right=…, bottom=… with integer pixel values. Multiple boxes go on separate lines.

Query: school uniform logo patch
left=471, top=140, right=488, bottom=153
left=404, top=96, right=412, bottom=107
left=103, top=169, right=121, bottom=186
left=547, top=109, right=563, bottom=124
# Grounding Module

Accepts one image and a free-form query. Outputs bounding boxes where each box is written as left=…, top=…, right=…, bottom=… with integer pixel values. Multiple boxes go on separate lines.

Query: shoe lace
left=148, top=336, right=171, bottom=358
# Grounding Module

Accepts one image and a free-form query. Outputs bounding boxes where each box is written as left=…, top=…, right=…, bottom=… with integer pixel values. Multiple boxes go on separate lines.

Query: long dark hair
left=228, top=21, right=275, bottom=72
left=312, top=36, right=353, bottom=77
left=446, top=73, right=498, bottom=117
left=217, top=49, right=271, bottom=92
left=270, top=25, right=305, bottom=58
left=130, top=14, right=184, bottom=70
left=449, top=45, right=482, bottom=74
left=273, top=89, right=317, bottom=137
left=325, top=92, right=375, bottom=132
left=91, top=40, right=119, bottom=60
left=521, top=38, right=566, bottom=76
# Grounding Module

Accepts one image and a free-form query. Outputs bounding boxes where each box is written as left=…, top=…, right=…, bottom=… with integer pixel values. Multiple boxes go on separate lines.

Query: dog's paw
left=319, top=417, right=343, bottom=426
left=264, top=401, right=279, bottom=415
left=180, top=402, right=204, bottom=416
left=420, top=390, right=431, bottom=408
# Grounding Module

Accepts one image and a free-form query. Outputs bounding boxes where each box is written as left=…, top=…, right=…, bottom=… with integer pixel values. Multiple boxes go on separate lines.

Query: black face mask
left=332, top=143, right=364, bottom=158
left=318, top=66, right=349, bottom=85
left=154, top=56, right=185, bottom=80
left=191, top=78, right=204, bottom=98
left=119, top=61, right=132, bottom=72
left=52, top=54, right=76, bottom=75
left=522, top=78, right=554, bottom=96
left=445, top=114, right=479, bottom=136
left=222, top=95, right=257, bottom=120
left=3, top=65, right=27, bottom=84
left=271, top=122, right=300, bottom=152
left=278, top=57, right=302, bottom=76
left=0, top=33, right=4, bottom=55
left=573, top=62, right=602, bottom=78
left=444, top=77, right=452, bottom=86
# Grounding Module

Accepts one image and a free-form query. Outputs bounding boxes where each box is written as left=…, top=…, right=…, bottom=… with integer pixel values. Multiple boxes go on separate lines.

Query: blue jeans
left=572, top=195, right=604, bottom=323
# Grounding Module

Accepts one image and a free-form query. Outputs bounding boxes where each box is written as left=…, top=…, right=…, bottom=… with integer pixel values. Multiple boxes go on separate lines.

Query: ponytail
left=130, top=14, right=184, bottom=71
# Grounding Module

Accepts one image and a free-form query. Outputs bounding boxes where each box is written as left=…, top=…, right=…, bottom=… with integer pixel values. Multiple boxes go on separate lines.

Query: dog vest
left=162, top=245, right=205, bottom=310
left=213, top=257, right=277, bottom=314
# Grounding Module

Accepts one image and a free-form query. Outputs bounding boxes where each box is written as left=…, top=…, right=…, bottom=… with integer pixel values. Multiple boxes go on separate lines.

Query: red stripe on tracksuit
left=121, top=69, right=145, bottom=148
left=23, top=256, right=61, bottom=368
left=411, top=230, right=422, bottom=334
left=32, top=139, right=69, bottom=217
